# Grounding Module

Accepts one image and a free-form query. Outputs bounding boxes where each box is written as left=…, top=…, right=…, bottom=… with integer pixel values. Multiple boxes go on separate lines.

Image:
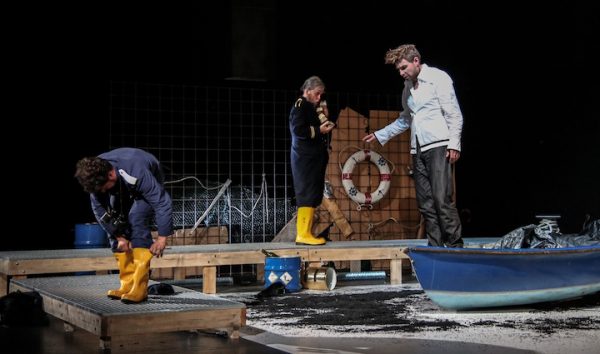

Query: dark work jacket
left=289, top=97, right=329, bottom=207
left=90, top=148, right=174, bottom=238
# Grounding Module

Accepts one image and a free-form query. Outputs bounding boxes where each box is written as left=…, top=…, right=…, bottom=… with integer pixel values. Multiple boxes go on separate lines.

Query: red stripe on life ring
left=363, top=150, right=370, bottom=161
left=380, top=174, right=391, bottom=181
left=364, top=193, right=372, bottom=204
left=342, top=173, right=352, bottom=180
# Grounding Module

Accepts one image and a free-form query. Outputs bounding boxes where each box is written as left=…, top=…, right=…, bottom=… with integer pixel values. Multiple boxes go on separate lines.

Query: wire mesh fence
left=108, top=81, right=410, bottom=275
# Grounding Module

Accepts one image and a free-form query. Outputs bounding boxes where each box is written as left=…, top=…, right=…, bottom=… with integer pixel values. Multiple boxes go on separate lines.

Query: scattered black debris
left=256, top=283, right=287, bottom=299
left=530, top=293, right=600, bottom=312
left=148, top=283, right=175, bottom=295
left=230, top=287, right=600, bottom=335
left=244, top=289, right=464, bottom=332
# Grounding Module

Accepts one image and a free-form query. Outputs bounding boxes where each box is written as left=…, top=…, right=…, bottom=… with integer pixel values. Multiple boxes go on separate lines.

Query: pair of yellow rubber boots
left=107, top=248, right=153, bottom=303
left=295, top=207, right=326, bottom=245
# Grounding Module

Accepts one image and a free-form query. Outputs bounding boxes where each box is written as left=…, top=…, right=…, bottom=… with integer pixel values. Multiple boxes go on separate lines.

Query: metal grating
left=11, top=275, right=243, bottom=315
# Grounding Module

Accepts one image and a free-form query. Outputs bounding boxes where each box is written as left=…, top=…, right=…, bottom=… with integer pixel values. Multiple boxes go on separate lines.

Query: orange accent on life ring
left=341, top=150, right=391, bottom=207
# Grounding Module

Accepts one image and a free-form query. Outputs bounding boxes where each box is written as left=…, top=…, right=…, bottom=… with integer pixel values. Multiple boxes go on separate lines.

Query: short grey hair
left=300, top=76, right=325, bottom=91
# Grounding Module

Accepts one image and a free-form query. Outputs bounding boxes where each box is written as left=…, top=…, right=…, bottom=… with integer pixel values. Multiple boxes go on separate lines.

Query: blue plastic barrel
left=264, top=256, right=302, bottom=292
left=74, top=223, right=109, bottom=249
left=74, top=223, right=108, bottom=275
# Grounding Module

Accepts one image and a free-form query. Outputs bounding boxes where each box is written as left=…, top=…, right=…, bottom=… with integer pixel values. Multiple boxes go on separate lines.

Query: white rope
left=367, top=217, right=422, bottom=237
left=227, top=173, right=269, bottom=219
left=536, top=219, right=560, bottom=235
left=165, top=176, right=227, bottom=190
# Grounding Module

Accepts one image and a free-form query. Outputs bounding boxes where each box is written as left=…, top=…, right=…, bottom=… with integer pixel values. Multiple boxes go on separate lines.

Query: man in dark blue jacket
left=75, top=147, right=174, bottom=303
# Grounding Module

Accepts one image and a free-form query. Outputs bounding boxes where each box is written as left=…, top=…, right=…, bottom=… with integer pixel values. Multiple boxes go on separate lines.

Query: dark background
left=7, top=1, right=598, bottom=250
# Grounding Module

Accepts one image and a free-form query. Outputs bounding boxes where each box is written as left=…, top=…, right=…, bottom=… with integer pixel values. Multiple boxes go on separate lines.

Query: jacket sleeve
left=436, top=73, right=463, bottom=151
left=136, top=169, right=174, bottom=237
left=90, top=194, right=117, bottom=237
left=374, top=86, right=412, bottom=146
left=290, top=103, right=317, bottom=140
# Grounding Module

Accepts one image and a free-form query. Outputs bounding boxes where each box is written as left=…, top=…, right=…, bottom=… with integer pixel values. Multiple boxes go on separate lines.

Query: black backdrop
left=7, top=1, right=598, bottom=250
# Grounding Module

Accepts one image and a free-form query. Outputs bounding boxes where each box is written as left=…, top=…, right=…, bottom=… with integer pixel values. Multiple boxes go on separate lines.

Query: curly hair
left=74, top=157, right=113, bottom=193
left=384, top=44, right=421, bottom=65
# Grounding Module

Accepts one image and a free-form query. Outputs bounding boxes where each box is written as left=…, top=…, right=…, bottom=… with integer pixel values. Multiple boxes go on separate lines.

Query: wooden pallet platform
left=9, top=275, right=246, bottom=350
left=3, top=239, right=510, bottom=297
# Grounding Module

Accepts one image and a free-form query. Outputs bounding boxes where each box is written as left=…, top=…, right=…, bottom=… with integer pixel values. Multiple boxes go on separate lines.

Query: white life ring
left=341, top=150, right=391, bottom=207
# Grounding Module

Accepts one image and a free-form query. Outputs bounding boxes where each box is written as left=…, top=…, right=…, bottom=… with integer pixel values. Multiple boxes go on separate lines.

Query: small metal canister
left=303, top=267, right=337, bottom=290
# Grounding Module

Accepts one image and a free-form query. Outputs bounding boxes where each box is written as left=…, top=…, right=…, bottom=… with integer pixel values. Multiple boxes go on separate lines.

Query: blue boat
left=408, top=245, right=600, bottom=310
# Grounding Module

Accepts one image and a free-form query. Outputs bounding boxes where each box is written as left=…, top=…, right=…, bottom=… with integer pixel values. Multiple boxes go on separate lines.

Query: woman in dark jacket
left=289, top=76, right=335, bottom=245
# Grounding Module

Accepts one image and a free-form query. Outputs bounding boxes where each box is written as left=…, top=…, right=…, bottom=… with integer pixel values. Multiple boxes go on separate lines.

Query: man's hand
left=150, top=236, right=168, bottom=258
left=320, top=121, right=335, bottom=134
left=362, top=133, right=378, bottom=143
left=116, top=236, right=131, bottom=252
left=447, top=149, right=461, bottom=164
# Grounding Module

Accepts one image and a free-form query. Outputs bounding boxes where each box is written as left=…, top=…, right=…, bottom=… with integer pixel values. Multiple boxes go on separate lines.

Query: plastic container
left=264, top=256, right=302, bottom=292
left=74, top=223, right=109, bottom=249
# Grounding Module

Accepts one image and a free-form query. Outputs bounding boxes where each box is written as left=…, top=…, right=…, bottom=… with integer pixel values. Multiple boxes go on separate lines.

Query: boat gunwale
left=408, top=245, right=600, bottom=256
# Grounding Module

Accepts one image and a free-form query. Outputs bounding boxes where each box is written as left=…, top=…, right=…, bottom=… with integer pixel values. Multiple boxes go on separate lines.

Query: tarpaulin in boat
left=483, top=216, right=600, bottom=249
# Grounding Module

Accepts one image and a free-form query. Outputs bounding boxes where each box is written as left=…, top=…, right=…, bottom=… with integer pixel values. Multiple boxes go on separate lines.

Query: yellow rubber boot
left=121, top=248, right=153, bottom=304
left=295, top=207, right=326, bottom=245
left=107, top=252, right=136, bottom=299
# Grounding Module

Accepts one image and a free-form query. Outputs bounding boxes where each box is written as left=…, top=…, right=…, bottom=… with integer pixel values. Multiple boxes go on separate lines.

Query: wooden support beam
left=350, top=260, right=361, bottom=272
left=203, top=266, right=217, bottom=294
left=0, top=273, right=7, bottom=295
left=173, top=267, right=186, bottom=280
left=389, top=259, right=403, bottom=284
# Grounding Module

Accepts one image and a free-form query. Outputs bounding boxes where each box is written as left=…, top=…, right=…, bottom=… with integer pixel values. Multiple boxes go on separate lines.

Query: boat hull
left=408, top=246, right=600, bottom=310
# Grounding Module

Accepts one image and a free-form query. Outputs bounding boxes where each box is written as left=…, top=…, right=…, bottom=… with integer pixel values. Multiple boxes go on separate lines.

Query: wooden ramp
left=9, top=275, right=246, bottom=350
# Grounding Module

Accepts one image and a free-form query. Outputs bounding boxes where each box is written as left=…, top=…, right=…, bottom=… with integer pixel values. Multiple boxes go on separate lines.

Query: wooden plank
left=1, top=241, right=423, bottom=273
left=308, top=247, right=409, bottom=262
left=104, top=308, right=243, bottom=336
left=153, top=249, right=308, bottom=268
left=7, top=257, right=115, bottom=275
left=321, top=198, right=353, bottom=237
left=272, top=214, right=296, bottom=242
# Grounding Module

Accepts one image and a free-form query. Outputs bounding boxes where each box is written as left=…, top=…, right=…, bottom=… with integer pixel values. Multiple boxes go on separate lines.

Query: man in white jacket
left=363, top=44, right=463, bottom=247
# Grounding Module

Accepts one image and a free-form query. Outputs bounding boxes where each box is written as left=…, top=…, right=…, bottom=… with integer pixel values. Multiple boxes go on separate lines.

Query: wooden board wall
left=315, top=108, right=423, bottom=269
